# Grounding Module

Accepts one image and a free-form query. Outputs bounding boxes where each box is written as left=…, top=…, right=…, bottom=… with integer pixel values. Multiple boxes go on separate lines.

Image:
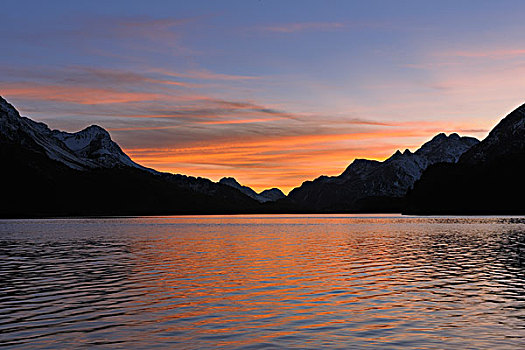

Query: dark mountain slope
left=0, top=140, right=263, bottom=217
left=219, top=177, right=285, bottom=203
left=406, top=103, right=525, bottom=214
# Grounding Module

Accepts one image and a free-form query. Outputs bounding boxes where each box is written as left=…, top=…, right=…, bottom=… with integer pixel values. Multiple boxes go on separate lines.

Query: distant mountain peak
left=219, top=177, right=240, bottom=186
left=259, top=188, right=286, bottom=202
left=81, top=124, right=110, bottom=135
left=219, top=177, right=285, bottom=203
left=421, top=132, right=460, bottom=147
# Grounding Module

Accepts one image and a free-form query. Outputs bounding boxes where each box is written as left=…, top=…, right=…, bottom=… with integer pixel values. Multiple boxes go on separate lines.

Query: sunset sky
left=2, top=0, right=525, bottom=193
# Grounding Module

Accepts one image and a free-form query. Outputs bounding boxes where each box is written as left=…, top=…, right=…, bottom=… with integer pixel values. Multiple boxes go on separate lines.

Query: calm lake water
left=0, top=215, right=524, bottom=349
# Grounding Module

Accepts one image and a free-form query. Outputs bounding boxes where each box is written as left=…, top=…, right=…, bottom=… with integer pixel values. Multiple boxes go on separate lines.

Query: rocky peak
left=219, top=177, right=241, bottom=187
left=79, top=125, right=110, bottom=138
left=52, top=125, right=113, bottom=153
left=0, top=95, right=149, bottom=171
left=415, top=132, right=479, bottom=163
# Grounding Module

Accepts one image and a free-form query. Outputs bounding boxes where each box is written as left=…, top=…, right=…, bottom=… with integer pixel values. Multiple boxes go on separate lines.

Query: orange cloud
left=123, top=124, right=459, bottom=193
left=0, top=83, right=161, bottom=105
left=2, top=61, right=498, bottom=194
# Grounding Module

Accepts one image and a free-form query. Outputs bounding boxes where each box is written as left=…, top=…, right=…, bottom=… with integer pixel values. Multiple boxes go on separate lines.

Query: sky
left=2, top=0, right=525, bottom=193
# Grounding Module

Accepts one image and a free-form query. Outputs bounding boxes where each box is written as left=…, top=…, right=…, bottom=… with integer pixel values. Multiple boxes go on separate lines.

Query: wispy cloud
left=2, top=56, right=490, bottom=193
left=123, top=122, right=463, bottom=193
left=444, top=48, right=525, bottom=59
left=149, top=67, right=260, bottom=81
left=3, top=61, right=455, bottom=193
left=0, top=15, right=199, bottom=58
left=0, top=83, right=162, bottom=105
left=197, top=117, right=283, bottom=125
left=261, top=21, right=346, bottom=33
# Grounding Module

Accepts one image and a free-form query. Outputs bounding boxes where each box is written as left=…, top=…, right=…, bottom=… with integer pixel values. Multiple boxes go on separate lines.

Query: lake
left=0, top=215, right=524, bottom=349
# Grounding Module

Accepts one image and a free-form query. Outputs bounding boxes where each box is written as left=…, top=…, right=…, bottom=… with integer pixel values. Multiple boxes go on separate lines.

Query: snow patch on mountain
left=51, top=125, right=147, bottom=169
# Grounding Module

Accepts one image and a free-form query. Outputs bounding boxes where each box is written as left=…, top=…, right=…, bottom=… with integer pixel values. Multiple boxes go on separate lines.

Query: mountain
left=7, top=93, right=520, bottom=217
left=0, top=97, right=151, bottom=172
left=219, top=177, right=285, bottom=202
left=406, top=103, right=525, bottom=214
left=259, top=188, right=286, bottom=202
left=287, top=133, right=479, bottom=212
left=0, top=96, right=263, bottom=217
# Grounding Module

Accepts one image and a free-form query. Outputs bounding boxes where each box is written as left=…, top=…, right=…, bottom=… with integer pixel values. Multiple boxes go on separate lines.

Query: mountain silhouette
left=406, top=103, right=525, bottom=214
left=287, top=133, right=478, bottom=212
left=0, top=96, right=264, bottom=217
left=3, top=94, right=524, bottom=216
left=219, top=177, right=285, bottom=203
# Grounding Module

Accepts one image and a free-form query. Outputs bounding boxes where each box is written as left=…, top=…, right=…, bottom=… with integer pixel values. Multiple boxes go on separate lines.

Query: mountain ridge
left=219, top=177, right=285, bottom=203
left=287, top=132, right=479, bottom=211
left=0, top=96, right=267, bottom=217
left=3, top=95, right=524, bottom=216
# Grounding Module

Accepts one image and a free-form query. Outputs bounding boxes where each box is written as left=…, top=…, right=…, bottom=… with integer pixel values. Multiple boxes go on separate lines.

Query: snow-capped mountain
left=288, top=133, right=479, bottom=211
left=0, top=96, right=150, bottom=172
left=219, top=177, right=285, bottom=203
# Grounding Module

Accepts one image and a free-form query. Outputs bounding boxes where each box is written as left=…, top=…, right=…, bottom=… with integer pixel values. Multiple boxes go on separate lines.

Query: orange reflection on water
left=1, top=215, right=524, bottom=348
left=108, top=215, right=524, bottom=348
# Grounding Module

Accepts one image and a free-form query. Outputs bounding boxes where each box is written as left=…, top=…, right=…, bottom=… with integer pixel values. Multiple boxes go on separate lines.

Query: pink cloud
left=444, top=49, right=525, bottom=59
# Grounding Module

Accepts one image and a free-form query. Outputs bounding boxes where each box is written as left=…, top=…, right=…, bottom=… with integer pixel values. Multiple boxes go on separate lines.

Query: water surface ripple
left=0, top=215, right=524, bottom=348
